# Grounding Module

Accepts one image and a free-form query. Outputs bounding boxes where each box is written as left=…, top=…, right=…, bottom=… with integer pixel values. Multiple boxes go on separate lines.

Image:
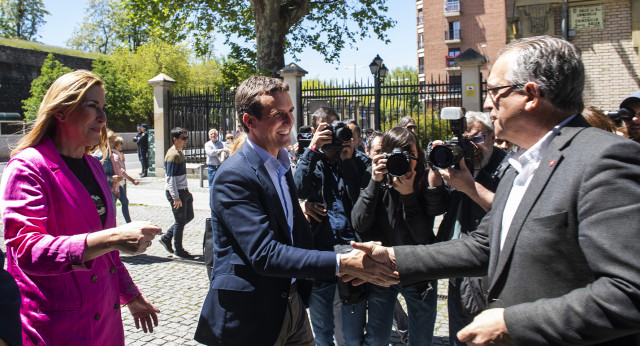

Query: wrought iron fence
left=300, top=75, right=464, bottom=147
left=168, top=87, right=237, bottom=163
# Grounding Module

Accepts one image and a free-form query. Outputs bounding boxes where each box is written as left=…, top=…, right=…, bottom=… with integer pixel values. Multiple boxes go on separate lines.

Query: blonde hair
left=114, top=136, right=124, bottom=148
left=229, top=132, right=247, bottom=156
left=11, top=70, right=107, bottom=158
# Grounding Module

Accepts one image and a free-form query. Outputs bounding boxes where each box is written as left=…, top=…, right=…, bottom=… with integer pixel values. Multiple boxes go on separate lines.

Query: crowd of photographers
left=285, top=89, right=640, bottom=346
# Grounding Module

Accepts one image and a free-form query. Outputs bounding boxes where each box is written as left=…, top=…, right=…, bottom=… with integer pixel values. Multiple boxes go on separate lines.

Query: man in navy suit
left=347, top=35, right=640, bottom=345
left=194, top=75, right=398, bottom=346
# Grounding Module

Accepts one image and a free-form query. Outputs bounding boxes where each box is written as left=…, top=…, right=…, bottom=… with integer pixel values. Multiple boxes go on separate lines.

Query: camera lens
left=334, top=125, right=353, bottom=142
left=428, top=144, right=463, bottom=169
left=386, top=148, right=411, bottom=177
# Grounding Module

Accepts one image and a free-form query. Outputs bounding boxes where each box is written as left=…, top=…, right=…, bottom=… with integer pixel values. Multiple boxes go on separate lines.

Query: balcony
left=445, top=56, right=460, bottom=71
left=444, top=0, right=460, bottom=17
left=444, top=29, right=461, bottom=44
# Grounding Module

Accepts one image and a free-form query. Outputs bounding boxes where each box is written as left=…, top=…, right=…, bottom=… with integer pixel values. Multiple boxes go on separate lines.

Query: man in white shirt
left=204, top=129, right=228, bottom=190
left=346, top=35, right=640, bottom=345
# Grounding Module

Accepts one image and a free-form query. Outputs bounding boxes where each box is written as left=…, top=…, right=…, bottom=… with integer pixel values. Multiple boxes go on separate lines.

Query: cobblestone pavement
left=1, top=175, right=455, bottom=345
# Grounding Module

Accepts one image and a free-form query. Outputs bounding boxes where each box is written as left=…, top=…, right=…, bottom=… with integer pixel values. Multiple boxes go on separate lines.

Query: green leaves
left=22, top=53, right=72, bottom=122
left=0, top=0, right=49, bottom=40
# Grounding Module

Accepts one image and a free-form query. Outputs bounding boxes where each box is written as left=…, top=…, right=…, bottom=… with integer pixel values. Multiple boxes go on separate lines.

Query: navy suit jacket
left=195, top=141, right=337, bottom=346
left=395, top=115, right=640, bottom=345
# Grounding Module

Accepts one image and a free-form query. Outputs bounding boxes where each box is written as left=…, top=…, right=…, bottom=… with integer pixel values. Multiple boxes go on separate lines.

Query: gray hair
left=465, top=111, right=494, bottom=132
left=499, top=35, right=584, bottom=113
left=311, top=107, right=339, bottom=127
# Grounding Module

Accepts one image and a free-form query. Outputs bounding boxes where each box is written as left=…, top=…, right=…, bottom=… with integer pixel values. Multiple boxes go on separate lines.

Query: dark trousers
left=164, top=189, right=194, bottom=251
left=138, top=148, right=148, bottom=174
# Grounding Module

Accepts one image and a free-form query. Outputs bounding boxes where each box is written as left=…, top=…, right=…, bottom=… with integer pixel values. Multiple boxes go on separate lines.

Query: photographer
left=294, top=108, right=367, bottom=346
left=619, top=91, right=640, bottom=143
left=430, top=111, right=509, bottom=346
left=351, top=127, right=448, bottom=345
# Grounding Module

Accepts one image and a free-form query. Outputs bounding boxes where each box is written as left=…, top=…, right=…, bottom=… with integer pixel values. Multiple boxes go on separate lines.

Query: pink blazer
left=1, top=137, right=141, bottom=345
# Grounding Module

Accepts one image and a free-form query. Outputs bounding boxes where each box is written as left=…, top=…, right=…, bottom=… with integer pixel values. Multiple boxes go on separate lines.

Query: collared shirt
left=246, top=138, right=340, bottom=275
left=500, top=114, right=576, bottom=250
left=245, top=138, right=294, bottom=242
left=205, top=140, right=225, bottom=166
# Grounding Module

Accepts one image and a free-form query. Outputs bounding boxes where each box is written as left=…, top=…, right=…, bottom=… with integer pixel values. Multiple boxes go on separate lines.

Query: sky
left=38, top=1, right=417, bottom=82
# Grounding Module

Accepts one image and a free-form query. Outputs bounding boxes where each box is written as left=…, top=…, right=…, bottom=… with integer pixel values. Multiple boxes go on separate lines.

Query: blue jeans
left=365, top=282, right=437, bottom=346
left=309, top=282, right=366, bottom=346
left=117, top=185, right=131, bottom=223
left=448, top=281, right=473, bottom=346
left=207, top=165, right=218, bottom=189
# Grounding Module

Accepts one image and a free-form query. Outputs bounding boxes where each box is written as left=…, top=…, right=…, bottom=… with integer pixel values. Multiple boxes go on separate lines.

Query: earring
left=60, top=116, right=65, bottom=121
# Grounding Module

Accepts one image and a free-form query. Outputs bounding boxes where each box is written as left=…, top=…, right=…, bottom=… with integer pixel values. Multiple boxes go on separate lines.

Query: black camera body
left=605, top=108, right=633, bottom=126
left=322, top=120, right=353, bottom=151
left=427, top=107, right=474, bottom=170
left=385, top=148, right=412, bottom=177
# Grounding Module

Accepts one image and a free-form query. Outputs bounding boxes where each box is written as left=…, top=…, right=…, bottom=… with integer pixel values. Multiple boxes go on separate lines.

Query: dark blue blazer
left=1, top=249, right=22, bottom=346
left=195, top=141, right=337, bottom=346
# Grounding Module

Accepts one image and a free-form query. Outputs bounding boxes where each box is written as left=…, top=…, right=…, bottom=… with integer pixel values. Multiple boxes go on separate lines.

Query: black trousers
left=164, top=189, right=194, bottom=251
left=138, top=148, right=148, bottom=174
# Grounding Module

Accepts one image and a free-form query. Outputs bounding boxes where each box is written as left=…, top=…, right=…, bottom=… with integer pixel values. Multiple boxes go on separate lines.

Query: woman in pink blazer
left=0, top=70, right=162, bottom=345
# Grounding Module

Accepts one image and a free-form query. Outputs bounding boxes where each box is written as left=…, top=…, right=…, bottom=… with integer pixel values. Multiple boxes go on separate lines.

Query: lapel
left=37, top=138, right=109, bottom=231
left=488, top=116, right=590, bottom=291
left=241, top=143, right=292, bottom=245
left=487, top=167, right=517, bottom=279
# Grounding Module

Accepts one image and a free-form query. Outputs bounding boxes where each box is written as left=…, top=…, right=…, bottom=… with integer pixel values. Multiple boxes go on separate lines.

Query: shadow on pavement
left=121, top=253, right=205, bottom=266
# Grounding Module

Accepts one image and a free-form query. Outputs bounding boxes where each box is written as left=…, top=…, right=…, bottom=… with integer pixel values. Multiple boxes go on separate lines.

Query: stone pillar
left=148, top=73, right=176, bottom=178
left=455, top=49, right=487, bottom=112
left=278, top=63, right=308, bottom=139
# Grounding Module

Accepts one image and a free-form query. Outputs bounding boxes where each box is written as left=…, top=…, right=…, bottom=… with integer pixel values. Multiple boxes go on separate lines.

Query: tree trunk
left=252, top=0, right=310, bottom=74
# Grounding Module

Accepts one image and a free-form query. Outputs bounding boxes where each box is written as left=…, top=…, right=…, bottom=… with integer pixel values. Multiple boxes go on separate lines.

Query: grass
left=0, top=37, right=104, bottom=59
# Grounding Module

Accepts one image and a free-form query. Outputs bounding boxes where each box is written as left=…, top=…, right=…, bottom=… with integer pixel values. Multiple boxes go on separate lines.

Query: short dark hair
left=365, top=130, right=383, bottom=151
left=343, top=118, right=361, bottom=138
left=171, top=127, right=187, bottom=141
left=396, top=116, right=416, bottom=128
left=311, top=107, right=339, bottom=127
left=235, top=75, right=289, bottom=132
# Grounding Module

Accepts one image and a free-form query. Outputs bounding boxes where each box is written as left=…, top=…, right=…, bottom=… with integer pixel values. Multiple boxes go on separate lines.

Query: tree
left=92, top=57, right=134, bottom=128
left=123, top=0, right=395, bottom=75
left=0, top=0, right=49, bottom=40
left=22, top=54, right=72, bottom=122
left=66, top=0, right=149, bottom=54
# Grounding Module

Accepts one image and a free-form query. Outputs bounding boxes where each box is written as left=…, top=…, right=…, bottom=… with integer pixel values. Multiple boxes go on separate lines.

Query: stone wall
left=0, top=45, right=94, bottom=117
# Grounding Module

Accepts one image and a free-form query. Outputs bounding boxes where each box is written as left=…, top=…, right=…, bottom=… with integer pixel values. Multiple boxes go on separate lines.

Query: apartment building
left=416, top=0, right=640, bottom=110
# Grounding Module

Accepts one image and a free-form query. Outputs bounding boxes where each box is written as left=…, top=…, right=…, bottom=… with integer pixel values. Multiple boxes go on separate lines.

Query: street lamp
left=370, top=54, right=388, bottom=130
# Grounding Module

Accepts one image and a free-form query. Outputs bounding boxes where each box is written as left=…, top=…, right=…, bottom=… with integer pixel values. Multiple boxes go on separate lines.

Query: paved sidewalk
left=1, top=175, right=455, bottom=345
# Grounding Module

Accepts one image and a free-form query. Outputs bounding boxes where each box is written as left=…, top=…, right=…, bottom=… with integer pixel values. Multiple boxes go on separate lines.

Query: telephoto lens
left=385, top=148, right=411, bottom=177
left=427, top=143, right=464, bottom=169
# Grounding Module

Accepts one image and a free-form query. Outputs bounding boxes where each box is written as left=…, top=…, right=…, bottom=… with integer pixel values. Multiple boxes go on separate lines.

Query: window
left=446, top=48, right=460, bottom=67
left=418, top=57, right=424, bottom=74
left=418, top=34, right=424, bottom=49
left=417, top=9, right=423, bottom=26
left=446, top=21, right=460, bottom=40
left=445, top=0, right=460, bottom=12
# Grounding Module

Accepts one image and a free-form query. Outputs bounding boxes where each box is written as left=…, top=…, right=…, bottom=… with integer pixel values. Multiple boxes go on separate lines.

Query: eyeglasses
left=487, top=84, right=521, bottom=94
left=179, top=136, right=189, bottom=141
left=406, top=125, right=417, bottom=131
left=469, top=134, right=487, bottom=145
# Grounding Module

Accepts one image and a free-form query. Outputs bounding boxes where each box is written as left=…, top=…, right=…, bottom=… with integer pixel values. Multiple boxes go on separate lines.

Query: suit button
left=91, top=275, right=98, bottom=282
left=110, top=266, right=116, bottom=274
left=281, top=292, right=288, bottom=299
left=94, top=313, right=100, bottom=320
left=114, top=303, right=120, bottom=310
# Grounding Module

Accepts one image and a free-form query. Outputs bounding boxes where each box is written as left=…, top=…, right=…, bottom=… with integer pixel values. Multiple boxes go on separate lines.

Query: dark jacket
left=133, top=131, right=148, bottom=151
left=351, top=168, right=448, bottom=246
left=395, top=116, right=640, bottom=345
left=195, top=142, right=336, bottom=346
left=294, top=148, right=364, bottom=251
left=0, top=249, right=22, bottom=346
left=436, top=148, right=509, bottom=243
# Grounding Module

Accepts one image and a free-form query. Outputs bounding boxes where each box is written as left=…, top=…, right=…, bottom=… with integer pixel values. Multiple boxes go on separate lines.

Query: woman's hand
left=127, top=295, right=160, bottom=333
left=110, top=221, right=162, bottom=255
left=371, top=154, right=388, bottom=182
left=393, top=169, right=416, bottom=195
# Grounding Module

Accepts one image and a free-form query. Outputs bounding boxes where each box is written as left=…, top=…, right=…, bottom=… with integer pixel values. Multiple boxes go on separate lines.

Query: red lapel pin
left=549, top=159, right=556, bottom=167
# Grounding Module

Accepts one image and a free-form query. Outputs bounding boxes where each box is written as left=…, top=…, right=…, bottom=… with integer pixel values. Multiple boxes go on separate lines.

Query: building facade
left=417, top=0, right=640, bottom=110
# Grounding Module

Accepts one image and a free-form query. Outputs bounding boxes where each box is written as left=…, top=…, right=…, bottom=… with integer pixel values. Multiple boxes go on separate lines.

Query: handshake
left=337, top=241, right=399, bottom=287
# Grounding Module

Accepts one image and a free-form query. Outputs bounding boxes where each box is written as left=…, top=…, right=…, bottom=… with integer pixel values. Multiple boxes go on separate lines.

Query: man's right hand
left=300, top=200, right=327, bottom=222
left=338, top=247, right=399, bottom=287
left=341, top=241, right=397, bottom=286
left=310, top=122, right=332, bottom=150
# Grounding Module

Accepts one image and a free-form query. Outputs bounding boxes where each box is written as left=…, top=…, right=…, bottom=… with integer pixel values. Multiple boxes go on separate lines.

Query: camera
left=385, top=148, right=412, bottom=177
left=321, top=120, right=353, bottom=151
left=605, top=108, right=633, bottom=126
left=297, top=126, right=313, bottom=155
left=426, top=107, right=474, bottom=170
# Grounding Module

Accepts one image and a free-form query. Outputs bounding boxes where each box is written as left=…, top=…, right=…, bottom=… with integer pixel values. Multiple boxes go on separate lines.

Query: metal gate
left=168, top=87, right=237, bottom=163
